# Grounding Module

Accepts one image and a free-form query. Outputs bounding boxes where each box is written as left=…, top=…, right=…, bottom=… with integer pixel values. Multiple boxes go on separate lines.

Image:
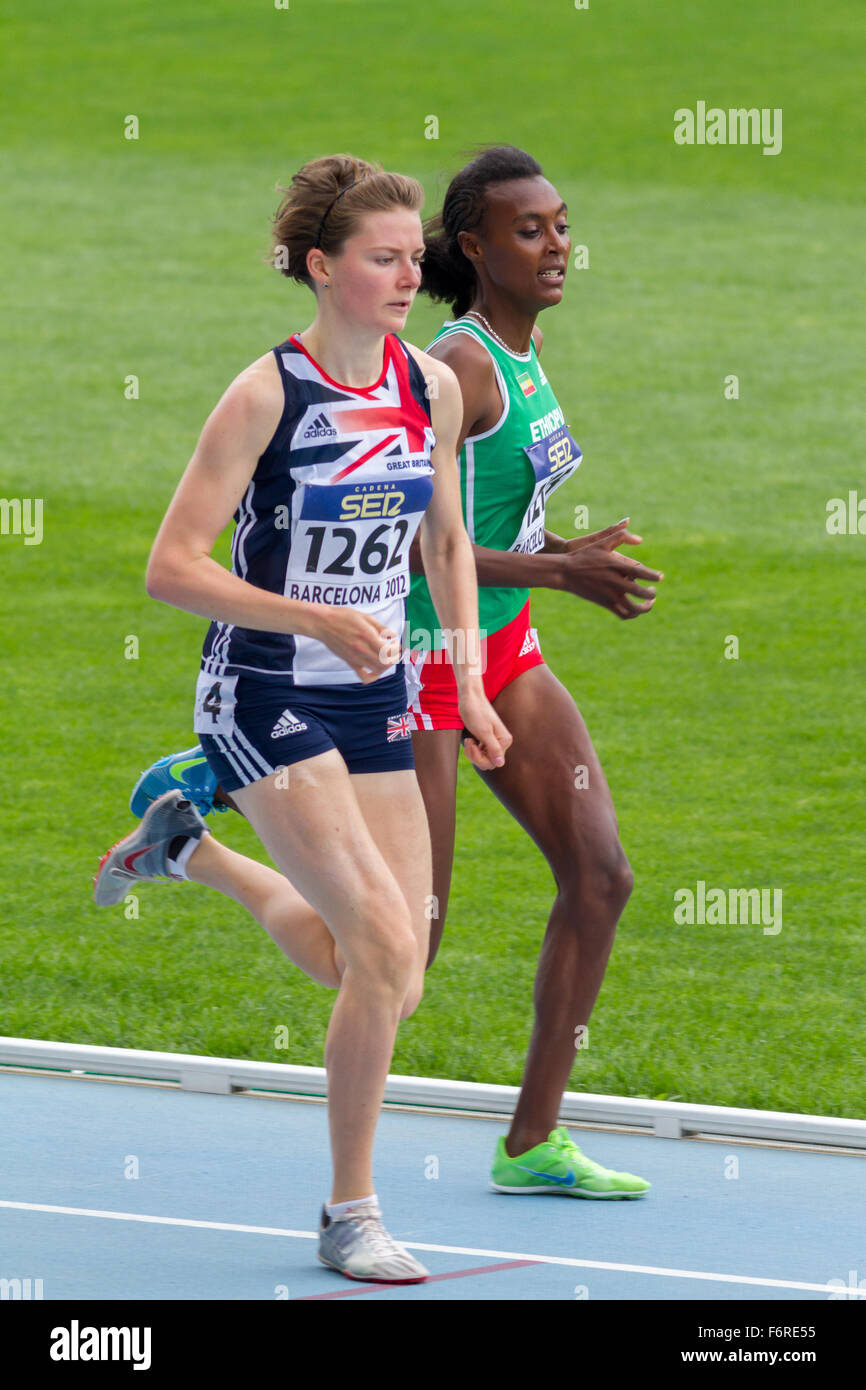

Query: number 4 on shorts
left=203, top=682, right=221, bottom=722
left=194, top=671, right=239, bottom=737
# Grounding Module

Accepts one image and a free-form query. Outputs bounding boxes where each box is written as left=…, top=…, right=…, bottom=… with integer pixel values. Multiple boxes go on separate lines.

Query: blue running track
left=1, top=1072, right=863, bottom=1302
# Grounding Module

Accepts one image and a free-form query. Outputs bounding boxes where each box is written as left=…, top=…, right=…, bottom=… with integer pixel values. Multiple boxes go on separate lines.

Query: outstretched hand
left=558, top=518, right=663, bottom=619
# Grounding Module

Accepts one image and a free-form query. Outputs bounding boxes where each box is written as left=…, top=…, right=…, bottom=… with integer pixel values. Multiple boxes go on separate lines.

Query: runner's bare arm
left=408, top=331, right=661, bottom=617
left=411, top=353, right=485, bottom=687
left=408, top=331, right=571, bottom=587
left=409, top=348, right=511, bottom=767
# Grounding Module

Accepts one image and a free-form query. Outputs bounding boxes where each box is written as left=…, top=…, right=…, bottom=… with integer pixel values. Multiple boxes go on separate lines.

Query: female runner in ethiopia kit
left=93, top=154, right=511, bottom=1284
left=120, top=147, right=661, bottom=1199
left=405, top=146, right=661, bottom=1195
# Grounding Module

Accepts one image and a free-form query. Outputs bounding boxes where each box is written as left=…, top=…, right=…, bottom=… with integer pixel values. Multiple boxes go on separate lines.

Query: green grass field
left=2, top=1, right=864, bottom=1116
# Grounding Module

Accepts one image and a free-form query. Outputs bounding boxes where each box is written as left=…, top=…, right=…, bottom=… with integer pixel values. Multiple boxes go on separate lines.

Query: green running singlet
left=407, top=316, right=582, bottom=651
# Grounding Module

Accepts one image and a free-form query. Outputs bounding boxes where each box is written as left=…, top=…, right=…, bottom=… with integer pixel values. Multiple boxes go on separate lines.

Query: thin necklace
left=464, top=309, right=531, bottom=358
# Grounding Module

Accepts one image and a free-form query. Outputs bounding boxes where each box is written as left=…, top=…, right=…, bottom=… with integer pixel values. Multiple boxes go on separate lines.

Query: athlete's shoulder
left=412, top=324, right=496, bottom=397
left=531, top=324, right=543, bottom=354
left=397, top=340, right=462, bottom=446
left=205, top=349, right=285, bottom=457
left=222, top=349, right=282, bottom=406
left=425, top=319, right=496, bottom=366
left=400, top=339, right=462, bottom=399
left=420, top=325, right=502, bottom=437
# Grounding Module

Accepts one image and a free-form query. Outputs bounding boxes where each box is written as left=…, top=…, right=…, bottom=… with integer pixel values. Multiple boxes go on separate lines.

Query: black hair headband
left=313, top=178, right=366, bottom=249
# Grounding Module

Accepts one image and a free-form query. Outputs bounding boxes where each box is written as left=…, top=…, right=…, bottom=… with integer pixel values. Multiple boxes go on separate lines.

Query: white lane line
left=2, top=1200, right=862, bottom=1296
left=0, top=1200, right=315, bottom=1240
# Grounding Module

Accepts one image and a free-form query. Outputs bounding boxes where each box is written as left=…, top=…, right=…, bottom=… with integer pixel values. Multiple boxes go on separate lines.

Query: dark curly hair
left=421, top=146, right=545, bottom=318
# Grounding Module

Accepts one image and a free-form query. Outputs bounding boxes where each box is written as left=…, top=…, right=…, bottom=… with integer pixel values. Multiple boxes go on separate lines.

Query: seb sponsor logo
left=340, top=487, right=405, bottom=520
left=546, top=434, right=575, bottom=472
left=529, top=406, right=565, bottom=443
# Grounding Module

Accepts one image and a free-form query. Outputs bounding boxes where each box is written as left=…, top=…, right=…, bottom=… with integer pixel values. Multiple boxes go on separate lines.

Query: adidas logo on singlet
left=270, top=709, right=309, bottom=739
left=302, top=412, right=337, bottom=439
left=518, top=631, right=536, bottom=658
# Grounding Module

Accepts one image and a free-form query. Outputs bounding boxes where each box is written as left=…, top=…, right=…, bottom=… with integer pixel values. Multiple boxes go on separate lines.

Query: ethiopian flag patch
left=517, top=370, right=537, bottom=398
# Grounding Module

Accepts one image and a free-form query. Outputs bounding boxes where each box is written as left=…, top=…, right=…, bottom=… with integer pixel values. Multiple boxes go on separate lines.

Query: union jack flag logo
left=287, top=333, right=435, bottom=482
left=386, top=713, right=411, bottom=741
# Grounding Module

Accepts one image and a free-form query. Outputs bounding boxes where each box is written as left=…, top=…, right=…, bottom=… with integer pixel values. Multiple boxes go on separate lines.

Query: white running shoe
left=317, top=1201, right=429, bottom=1283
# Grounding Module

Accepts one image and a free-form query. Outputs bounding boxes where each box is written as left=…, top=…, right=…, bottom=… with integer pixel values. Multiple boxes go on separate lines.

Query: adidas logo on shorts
left=270, top=709, right=309, bottom=739
left=302, top=411, right=337, bottom=439
left=518, top=630, right=537, bottom=658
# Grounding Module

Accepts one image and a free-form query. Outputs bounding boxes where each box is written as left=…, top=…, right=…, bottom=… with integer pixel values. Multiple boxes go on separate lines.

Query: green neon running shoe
left=490, top=1127, right=650, bottom=1199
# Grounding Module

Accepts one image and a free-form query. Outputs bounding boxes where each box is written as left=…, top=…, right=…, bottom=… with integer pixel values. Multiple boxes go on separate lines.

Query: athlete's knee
left=347, top=895, right=417, bottom=994
left=592, top=843, right=633, bottom=908
left=616, top=851, right=635, bottom=904
left=559, top=840, right=634, bottom=916
left=399, top=974, right=425, bottom=1020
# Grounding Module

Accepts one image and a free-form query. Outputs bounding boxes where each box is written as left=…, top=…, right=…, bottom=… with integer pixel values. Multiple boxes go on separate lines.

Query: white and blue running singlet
left=201, top=332, right=436, bottom=687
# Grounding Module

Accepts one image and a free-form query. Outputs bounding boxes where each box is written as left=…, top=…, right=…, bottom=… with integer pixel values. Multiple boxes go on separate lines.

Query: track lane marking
left=295, top=1258, right=540, bottom=1299
left=2, top=1200, right=863, bottom=1296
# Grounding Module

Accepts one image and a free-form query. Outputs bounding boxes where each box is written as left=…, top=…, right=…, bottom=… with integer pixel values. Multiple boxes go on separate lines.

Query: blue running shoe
left=129, top=745, right=223, bottom=819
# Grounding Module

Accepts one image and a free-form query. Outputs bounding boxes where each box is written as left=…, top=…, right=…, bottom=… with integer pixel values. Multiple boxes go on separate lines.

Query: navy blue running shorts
left=194, top=664, right=415, bottom=792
